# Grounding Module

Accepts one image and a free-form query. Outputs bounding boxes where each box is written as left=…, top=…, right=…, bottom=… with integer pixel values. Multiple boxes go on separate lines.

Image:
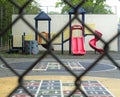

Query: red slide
left=89, top=30, right=104, bottom=53
left=71, top=24, right=86, bottom=55
left=72, top=37, right=86, bottom=55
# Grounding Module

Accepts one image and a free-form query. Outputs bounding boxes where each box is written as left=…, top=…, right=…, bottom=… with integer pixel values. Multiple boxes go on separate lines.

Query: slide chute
left=89, top=30, right=104, bottom=53
left=71, top=25, right=86, bottom=55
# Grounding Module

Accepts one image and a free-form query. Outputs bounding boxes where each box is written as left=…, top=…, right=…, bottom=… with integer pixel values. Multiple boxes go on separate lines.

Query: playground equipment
left=34, top=11, right=70, bottom=53
left=68, top=6, right=103, bottom=55
left=10, top=7, right=104, bottom=55
left=34, top=8, right=103, bottom=55
left=71, top=24, right=104, bottom=55
left=8, top=33, right=39, bottom=54
left=24, top=40, right=39, bottom=54
left=34, top=11, right=51, bottom=40
left=89, top=30, right=104, bottom=53
left=71, top=25, right=86, bottom=55
left=8, top=34, right=23, bottom=53
left=38, top=32, right=54, bottom=51
left=34, top=8, right=86, bottom=54
left=34, top=12, right=54, bottom=51
left=68, top=7, right=86, bottom=54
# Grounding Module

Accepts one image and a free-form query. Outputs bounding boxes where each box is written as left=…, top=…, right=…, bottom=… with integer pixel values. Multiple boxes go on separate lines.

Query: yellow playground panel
left=24, top=34, right=35, bottom=40
left=38, top=27, right=70, bottom=44
left=12, top=34, right=35, bottom=47
left=85, top=24, right=96, bottom=34
left=51, top=27, right=70, bottom=44
left=12, top=35, right=22, bottom=47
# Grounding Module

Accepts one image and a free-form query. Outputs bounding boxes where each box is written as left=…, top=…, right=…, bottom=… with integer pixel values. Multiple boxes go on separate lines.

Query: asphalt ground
left=0, top=51, right=120, bottom=97
left=0, top=51, right=120, bottom=78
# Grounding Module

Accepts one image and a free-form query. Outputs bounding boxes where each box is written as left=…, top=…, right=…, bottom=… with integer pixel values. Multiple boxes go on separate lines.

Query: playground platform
left=0, top=51, right=120, bottom=97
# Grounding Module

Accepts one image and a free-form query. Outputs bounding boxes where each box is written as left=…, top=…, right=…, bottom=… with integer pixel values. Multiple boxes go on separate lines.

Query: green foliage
left=48, top=11, right=61, bottom=15
left=4, top=0, right=41, bottom=14
left=0, top=0, right=41, bottom=46
left=56, top=0, right=113, bottom=14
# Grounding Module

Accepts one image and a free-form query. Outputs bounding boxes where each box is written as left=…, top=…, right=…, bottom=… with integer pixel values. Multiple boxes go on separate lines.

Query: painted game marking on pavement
left=32, top=62, right=86, bottom=71
left=33, top=62, right=48, bottom=71
left=82, top=80, right=115, bottom=97
left=1, top=61, right=116, bottom=72
left=68, top=62, right=85, bottom=70
left=11, top=80, right=115, bottom=97
left=47, top=62, right=61, bottom=70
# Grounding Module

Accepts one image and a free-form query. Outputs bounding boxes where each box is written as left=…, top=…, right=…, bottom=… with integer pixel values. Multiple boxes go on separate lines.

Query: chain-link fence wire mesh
left=0, top=0, right=120, bottom=97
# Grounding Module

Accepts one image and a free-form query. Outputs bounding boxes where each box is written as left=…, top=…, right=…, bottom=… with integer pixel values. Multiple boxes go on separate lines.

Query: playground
left=0, top=6, right=120, bottom=97
left=10, top=10, right=118, bottom=54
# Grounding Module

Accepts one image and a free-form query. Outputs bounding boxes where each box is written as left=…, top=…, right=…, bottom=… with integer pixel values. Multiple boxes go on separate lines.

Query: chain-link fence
left=0, top=0, right=120, bottom=97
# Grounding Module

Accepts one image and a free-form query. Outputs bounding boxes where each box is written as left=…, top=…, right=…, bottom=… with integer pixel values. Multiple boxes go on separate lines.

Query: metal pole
left=35, top=20, right=38, bottom=40
left=48, top=20, right=51, bottom=40
left=69, top=14, right=72, bottom=54
left=82, top=13, right=85, bottom=36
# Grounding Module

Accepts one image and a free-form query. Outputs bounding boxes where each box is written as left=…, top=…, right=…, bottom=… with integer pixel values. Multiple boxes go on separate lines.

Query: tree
left=56, top=0, right=113, bottom=14
left=12, top=0, right=41, bottom=14
left=0, top=0, right=41, bottom=46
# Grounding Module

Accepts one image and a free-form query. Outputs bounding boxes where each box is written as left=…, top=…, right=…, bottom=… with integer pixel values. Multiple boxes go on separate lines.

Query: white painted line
left=35, top=80, right=42, bottom=97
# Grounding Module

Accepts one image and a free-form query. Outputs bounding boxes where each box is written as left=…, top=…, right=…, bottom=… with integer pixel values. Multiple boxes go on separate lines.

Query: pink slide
left=72, top=37, right=86, bottom=55
left=89, top=30, right=104, bottom=54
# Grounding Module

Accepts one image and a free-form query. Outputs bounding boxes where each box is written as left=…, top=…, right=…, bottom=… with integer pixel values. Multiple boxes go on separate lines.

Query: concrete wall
left=12, top=14, right=118, bottom=51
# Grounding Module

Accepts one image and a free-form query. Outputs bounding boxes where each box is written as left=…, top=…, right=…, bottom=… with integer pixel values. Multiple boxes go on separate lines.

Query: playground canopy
left=34, top=11, right=51, bottom=40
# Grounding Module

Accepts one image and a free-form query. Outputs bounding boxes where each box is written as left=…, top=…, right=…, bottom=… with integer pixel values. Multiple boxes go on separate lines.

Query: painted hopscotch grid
left=68, top=62, right=85, bottom=70
left=82, top=80, right=115, bottom=97
left=47, top=62, right=61, bottom=70
left=32, top=61, right=85, bottom=71
left=11, top=80, right=63, bottom=97
left=11, top=80, right=41, bottom=97
left=11, top=80, right=114, bottom=97
left=37, top=80, right=63, bottom=97
left=33, top=62, right=48, bottom=71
